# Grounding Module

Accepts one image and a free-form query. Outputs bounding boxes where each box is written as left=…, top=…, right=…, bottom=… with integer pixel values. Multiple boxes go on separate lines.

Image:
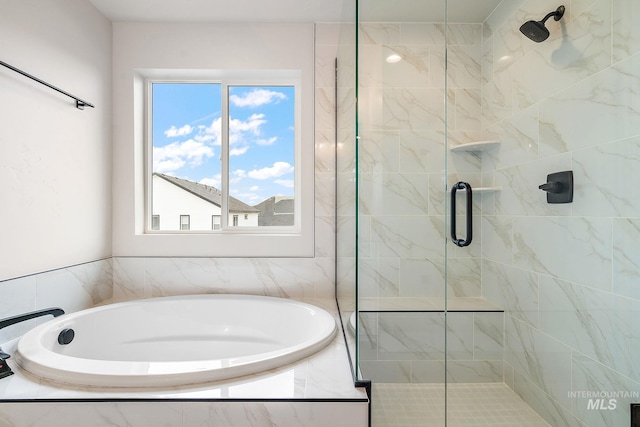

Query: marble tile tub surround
left=111, top=256, right=335, bottom=302
left=480, top=0, right=640, bottom=425
left=0, top=259, right=113, bottom=344
left=0, top=298, right=367, bottom=427
left=0, top=401, right=367, bottom=427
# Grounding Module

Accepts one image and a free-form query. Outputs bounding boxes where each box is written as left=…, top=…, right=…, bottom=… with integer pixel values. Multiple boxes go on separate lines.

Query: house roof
left=154, top=173, right=259, bottom=213
left=254, top=196, right=294, bottom=226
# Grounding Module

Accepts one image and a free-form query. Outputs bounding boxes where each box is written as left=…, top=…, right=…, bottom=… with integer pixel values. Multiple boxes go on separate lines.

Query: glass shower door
left=443, top=1, right=506, bottom=423
left=355, top=0, right=449, bottom=425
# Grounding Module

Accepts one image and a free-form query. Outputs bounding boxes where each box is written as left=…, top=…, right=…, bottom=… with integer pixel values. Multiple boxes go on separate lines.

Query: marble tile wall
left=357, top=22, right=484, bottom=303
left=481, top=0, right=640, bottom=425
left=0, top=259, right=113, bottom=343
left=359, top=311, right=504, bottom=384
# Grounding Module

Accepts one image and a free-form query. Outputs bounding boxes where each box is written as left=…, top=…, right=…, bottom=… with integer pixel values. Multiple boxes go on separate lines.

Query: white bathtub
left=15, top=295, right=336, bottom=388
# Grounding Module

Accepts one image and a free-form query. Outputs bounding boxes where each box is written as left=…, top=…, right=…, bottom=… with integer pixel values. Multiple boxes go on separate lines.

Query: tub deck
left=0, top=298, right=368, bottom=427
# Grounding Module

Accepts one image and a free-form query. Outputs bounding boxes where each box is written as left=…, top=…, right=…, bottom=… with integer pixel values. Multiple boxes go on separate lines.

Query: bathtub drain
left=57, top=328, right=75, bottom=345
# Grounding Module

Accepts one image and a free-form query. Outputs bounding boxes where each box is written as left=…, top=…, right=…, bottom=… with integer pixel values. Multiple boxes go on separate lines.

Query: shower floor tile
left=372, top=383, right=550, bottom=426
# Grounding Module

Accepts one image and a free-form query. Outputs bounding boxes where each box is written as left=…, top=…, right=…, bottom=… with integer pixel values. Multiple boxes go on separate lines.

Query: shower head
left=520, top=20, right=551, bottom=43
left=520, top=5, right=565, bottom=42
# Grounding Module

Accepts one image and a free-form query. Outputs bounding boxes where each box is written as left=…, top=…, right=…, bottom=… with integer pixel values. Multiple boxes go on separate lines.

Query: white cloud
left=256, top=137, right=277, bottom=146
left=230, top=114, right=266, bottom=139
left=194, top=117, right=222, bottom=146
left=230, top=146, right=250, bottom=157
left=274, top=179, right=294, bottom=188
left=233, top=192, right=264, bottom=204
left=248, top=162, right=294, bottom=180
left=230, top=89, right=287, bottom=108
left=185, top=113, right=274, bottom=158
left=164, top=124, right=194, bottom=138
left=154, top=159, right=185, bottom=174
left=153, top=139, right=214, bottom=173
left=199, top=174, right=221, bottom=188
left=250, top=185, right=260, bottom=191
left=225, top=114, right=274, bottom=156
left=230, top=169, right=246, bottom=184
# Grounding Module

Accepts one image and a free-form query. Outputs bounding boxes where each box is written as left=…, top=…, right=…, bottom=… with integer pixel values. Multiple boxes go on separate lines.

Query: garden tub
left=15, top=294, right=336, bottom=388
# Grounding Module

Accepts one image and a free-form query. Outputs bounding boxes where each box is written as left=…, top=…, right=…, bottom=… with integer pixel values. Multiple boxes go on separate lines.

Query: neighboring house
left=254, top=196, right=294, bottom=226
left=152, top=173, right=259, bottom=230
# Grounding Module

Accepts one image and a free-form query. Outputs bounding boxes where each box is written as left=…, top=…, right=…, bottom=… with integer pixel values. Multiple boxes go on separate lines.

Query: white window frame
left=146, top=74, right=301, bottom=235
left=212, top=215, right=221, bottom=231
left=129, top=68, right=314, bottom=258
left=179, top=215, right=190, bottom=231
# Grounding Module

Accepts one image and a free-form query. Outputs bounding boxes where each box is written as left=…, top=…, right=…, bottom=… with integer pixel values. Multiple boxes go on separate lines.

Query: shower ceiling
left=89, top=0, right=502, bottom=23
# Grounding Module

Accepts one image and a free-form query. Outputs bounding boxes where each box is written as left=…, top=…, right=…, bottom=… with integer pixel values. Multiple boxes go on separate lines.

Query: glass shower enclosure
left=337, top=0, right=640, bottom=425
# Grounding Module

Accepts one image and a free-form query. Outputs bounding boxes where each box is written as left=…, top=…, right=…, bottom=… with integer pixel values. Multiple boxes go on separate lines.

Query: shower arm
left=540, top=6, right=565, bottom=24
left=0, top=308, right=65, bottom=331
left=540, top=11, right=557, bottom=23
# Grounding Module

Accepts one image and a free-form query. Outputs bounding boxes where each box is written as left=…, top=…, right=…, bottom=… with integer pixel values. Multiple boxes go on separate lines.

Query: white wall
left=152, top=176, right=223, bottom=231
left=0, top=0, right=112, bottom=281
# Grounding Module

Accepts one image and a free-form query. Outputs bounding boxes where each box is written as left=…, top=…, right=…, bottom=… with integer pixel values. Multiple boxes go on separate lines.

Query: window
left=212, top=215, right=221, bottom=230
left=130, top=68, right=313, bottom=257
left=148, top=77, right=297, bottom=232
left=151, top=215, right=160, bottom=230
left=180, top=215, right=190, bottom=230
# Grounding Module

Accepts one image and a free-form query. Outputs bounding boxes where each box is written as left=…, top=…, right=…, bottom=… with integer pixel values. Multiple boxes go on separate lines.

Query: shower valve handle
left=539, top=171, right=573, bottom=203
left=538, top=181, right=562, bottom=194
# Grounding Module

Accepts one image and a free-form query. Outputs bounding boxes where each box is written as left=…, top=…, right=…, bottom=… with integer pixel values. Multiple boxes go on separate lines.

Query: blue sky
left=152, top=83, right=294, bottom=206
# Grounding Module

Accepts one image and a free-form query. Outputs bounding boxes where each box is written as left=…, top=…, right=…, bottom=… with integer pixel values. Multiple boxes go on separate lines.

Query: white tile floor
left=372, top=383, right=551, bottom=426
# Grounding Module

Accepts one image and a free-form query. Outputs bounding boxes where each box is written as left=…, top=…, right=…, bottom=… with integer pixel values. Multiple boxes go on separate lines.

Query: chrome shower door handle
left=450, top=182, right=473, bottom=247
